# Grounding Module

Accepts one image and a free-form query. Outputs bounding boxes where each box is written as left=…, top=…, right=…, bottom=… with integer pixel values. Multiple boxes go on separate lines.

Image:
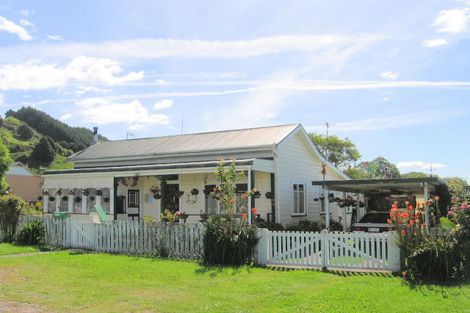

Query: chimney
left=93, top=127, right=99, bottom=144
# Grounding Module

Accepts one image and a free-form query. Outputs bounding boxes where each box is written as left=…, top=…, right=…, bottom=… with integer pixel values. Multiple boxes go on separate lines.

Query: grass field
left=0, top=247, right=469, bottom=313
left=0, top=243, right=39, bottom=256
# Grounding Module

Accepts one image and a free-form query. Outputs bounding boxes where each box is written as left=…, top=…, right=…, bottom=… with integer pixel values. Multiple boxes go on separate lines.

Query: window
left=127, top=190, right=140, bottom=208
left=204, top=185, right=218, bottom=214
left=235, top=184, right=248, bottom=213
left=293, top=183, right=306, bottom=215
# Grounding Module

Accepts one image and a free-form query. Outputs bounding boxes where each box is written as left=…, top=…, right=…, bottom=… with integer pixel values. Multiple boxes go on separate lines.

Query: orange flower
left=251, top=208, right=258, bottom=215
left=407, top=205, right=414, bottom=212
left=241, top=213, right=248, bottom=219
left=387, top=219, right=392, bottom=224
left=401, top=229, right=406, bottom=236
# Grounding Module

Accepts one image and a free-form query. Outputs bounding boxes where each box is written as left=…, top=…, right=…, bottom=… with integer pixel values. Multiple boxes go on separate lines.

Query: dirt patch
left=0, top=268, right=19, bottom=284
left=0, top=300, right=45, bottom=313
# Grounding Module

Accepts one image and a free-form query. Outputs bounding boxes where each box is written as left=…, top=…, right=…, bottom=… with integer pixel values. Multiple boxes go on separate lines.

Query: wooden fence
left=257, top=229, right=401, bottom=272
left=17, top=216, right=204, bottom=259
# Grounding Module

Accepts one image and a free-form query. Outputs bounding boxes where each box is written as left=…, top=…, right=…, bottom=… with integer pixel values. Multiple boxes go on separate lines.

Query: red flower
left=401, top=229, right=406, bottom=236
left=241, top=213, right=248, bottom=219
left=251, top=208, right=258, bottom=215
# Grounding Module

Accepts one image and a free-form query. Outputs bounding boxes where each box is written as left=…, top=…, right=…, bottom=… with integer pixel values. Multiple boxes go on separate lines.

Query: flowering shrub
left=390, top=199, right=470, bottom=281
left=203, top=159, right=258, bottom=266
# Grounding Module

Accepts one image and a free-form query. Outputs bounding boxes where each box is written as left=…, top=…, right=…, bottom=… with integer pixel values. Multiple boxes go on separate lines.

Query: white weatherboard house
left=42, top=124, right=348, bottom=225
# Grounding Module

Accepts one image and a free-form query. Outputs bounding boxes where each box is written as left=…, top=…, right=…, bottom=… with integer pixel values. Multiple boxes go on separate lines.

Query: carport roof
left=311, top=177, right=444, bottom=194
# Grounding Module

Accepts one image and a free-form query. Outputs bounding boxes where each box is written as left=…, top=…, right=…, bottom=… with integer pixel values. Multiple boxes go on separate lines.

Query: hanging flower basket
left=252, top=188, right=261, bottom=199
left=191, top=188, right=199, bottom=196
left=82, top=189, right=89, bottom=196
left=96, top=189, right=103, bottom=196
left=89, top=195, right=96, bottom=202
left=69, top=190, right=75, bottom=196
left=265, top=191, right=274, bottom=199
left=103, top=197, right=110, bottom=203
left=42, top=190, right=49, bottom=196
left=61, top=196, right=69, bottom=202
left=56, top=189, right=63, bottom=196
left=48, top=196, right=56, bottom=202
left=153, top=192, right=162, bottom=200
left=37, top=196, right=43, bottom=201
left=74, top=196, right=82, bottom=203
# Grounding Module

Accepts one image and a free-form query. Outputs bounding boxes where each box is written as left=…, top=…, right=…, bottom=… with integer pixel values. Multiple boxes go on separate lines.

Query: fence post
left=257, top=228, right=269, bottom=265
left=388, top=232, right=401, bottom=272
left=321, top=230, right=328, bottom=270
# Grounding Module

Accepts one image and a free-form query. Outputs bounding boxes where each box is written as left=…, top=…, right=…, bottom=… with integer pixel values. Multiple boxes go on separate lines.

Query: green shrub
left=16, top=220, right=44, bottom=245
left=406, top=236, right=464, bottom=281
left=0, top=194, right=25, bottom=242
left=203, top=215, right=258, bottom=266
left=329, top=219, right=344, bottom=231
left=255, top=219, right=285, bottom=231
left=16, top=124, right=34, bottom=140
left=286, top=220, right=321, bottom=232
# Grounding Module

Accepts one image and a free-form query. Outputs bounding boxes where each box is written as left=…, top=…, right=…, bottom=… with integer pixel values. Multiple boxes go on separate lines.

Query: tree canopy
left=401, top=172, right=429, bottom=178
left=444, top=177, right=468, bottom=200
left=29, top=137, right=56, bottom=168
left=345, top=157, right=401, bottom=179
left=0, top=141, right=12, bottom=193
left=308, top=133, right=361, bottom=169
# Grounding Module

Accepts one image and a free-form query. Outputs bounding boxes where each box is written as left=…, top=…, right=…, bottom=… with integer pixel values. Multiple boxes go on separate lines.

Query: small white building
left=42, top=124, right=349, bottom=226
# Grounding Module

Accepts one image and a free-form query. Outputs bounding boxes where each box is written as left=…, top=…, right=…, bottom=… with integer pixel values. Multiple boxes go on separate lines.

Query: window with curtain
left=204, top=185, right=218, bottom=214
left=293, top=183, right=306, bottom=215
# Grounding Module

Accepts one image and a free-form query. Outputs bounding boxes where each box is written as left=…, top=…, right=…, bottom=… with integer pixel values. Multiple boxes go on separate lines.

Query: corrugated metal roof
left=45, top=159, right=256, bottom=175
left=70, top=124, right=299, bottom=161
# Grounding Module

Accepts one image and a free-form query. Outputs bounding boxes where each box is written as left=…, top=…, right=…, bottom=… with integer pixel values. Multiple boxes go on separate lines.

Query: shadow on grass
left=195, top=262, right=253, bottom=277
left=402, top=277, right=470, bottom=296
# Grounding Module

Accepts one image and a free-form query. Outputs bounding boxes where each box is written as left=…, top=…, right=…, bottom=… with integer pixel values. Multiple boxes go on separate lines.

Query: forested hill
left=6, top=107, right=107, bottom=152
left=0, top=107, right=107, bottom=172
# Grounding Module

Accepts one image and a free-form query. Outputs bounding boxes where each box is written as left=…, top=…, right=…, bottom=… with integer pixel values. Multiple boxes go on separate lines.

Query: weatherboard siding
left=276, top=131, right=346, bottom=226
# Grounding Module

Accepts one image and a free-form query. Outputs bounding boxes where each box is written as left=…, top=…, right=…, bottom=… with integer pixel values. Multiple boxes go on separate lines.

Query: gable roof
left=69, top=124, right=300, bottom=162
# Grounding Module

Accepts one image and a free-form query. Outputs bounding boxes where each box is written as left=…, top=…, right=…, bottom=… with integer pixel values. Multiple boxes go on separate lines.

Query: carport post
left=423, top=182, right=430, bottom=228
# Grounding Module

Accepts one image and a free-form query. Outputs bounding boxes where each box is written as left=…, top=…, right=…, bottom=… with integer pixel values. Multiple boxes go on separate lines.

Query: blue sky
left=0, top=0, right=469, bottom=180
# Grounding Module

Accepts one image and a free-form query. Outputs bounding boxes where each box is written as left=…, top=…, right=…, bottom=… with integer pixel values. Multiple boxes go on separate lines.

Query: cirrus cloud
left=0, top=16, right=32, bottom=40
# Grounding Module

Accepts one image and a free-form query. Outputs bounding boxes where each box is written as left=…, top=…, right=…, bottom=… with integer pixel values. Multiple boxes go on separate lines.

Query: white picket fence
left=257, top=229, right=401, bottom=272
left=17, top=216, right=204, bottom=259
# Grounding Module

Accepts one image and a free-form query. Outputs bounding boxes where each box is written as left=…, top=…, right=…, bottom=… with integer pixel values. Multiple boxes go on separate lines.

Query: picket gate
left=257, top=229, right=400, bottom=272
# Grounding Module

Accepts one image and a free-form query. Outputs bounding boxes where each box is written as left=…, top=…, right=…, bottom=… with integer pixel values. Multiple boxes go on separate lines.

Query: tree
left=401, top=172, right=429, bottom=178
left=16, top=124, right=34, bottom=140
left=347, top=157, right=401, bottom=179
left=444, top=177, right=468, bottom=200
left=29, top=137, right=56, bottom=167
left=0, top=142, right=12, bottom=193
left=308, top=133, right=361, bottom=169
left=0, top=194, right=25, bottom=242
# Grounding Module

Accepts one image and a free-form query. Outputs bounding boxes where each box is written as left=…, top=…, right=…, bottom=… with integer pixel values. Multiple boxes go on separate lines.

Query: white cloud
left=380, top=71, right=399, bottom=80
left=396, top=161, right=447, bottom=171
left=433, top=8, right=470, bottom=33
left=0, top=34, right=385, bottom=61
left=74, top=86, right=111, bottom=95
left=19, top=10, right=33, bottom=17
left=306, top=111, right=459, bottom=133
left=0, top=15, right=32, bottom=40
left=0, top=56, right=143, bottom=91
left=59, top=113, right=72, bottom=121
left=76, top=98, right=170, bottom=129
left=47, top=34, right=63, bottom=41
left=153, top=99, right=173, bottom=110
left=422, top=38, right=448, bottom=47
left=19, top=18, right=34, bottom=28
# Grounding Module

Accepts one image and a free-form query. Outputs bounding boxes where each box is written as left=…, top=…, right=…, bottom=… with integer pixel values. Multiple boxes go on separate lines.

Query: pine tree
left=30, top=137, right=56, bottom=167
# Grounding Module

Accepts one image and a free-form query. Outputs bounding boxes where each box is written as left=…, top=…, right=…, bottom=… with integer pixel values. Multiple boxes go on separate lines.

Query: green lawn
left=0, top=243, right=39, bottom=256
left=0, top=251, right=469, bottom=313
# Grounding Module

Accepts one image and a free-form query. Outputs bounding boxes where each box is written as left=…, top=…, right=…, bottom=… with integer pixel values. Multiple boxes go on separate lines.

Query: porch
left=42, top=159, right=276, bottom=224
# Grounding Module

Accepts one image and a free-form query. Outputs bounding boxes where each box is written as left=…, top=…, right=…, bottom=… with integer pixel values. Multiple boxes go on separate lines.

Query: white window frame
left=292, top=182, right=307, bottom=216
left=127, top=189, right=140, bottom=209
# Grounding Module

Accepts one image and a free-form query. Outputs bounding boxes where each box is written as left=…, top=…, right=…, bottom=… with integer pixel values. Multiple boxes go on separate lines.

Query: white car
left=352, top=211, right=392, bottom=233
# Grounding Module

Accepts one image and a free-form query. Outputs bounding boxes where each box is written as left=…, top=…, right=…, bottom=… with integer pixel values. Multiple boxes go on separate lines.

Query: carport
left=311, top=177, right=445, bottom=230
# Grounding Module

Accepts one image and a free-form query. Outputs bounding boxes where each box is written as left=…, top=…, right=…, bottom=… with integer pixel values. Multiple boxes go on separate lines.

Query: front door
left=127, top=189, right=140, bottom=220
left=161, top=183, right=180, bottom=213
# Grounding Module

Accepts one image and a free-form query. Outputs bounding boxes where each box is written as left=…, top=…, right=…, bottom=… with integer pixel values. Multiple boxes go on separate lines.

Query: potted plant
left=191, top=188, right=199, bottom=196
left=75, top=196, right=82, bottom=203
left=42, top=190, right=49, bottom=196
left=69, top=190, right=75, bottom=196
left=83, top=189, right=89, bottom=196
left=56, top=189, right=62, bottom=196
left=48, top=196, right=56, bottom=202
left=61, top=195, right=69, bottom=202
left=89, top=195, right=96, bottom=202
left=103, top=197, right=110, bottom=203
left=150, top=186, right=162, bottom=199
left=252, top=188, right=261, bottom=199
left=96, top=189, right=103, bottom=196
left=265, top=191, right=274, bottom=199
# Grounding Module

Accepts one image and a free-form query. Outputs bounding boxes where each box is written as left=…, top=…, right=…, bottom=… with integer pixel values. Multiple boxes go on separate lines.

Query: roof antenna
left=325, top=122, right=329, bottom=160
left=126, top=132, right=134, bottom=140
left=180, top=110, right=184, bottom=135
